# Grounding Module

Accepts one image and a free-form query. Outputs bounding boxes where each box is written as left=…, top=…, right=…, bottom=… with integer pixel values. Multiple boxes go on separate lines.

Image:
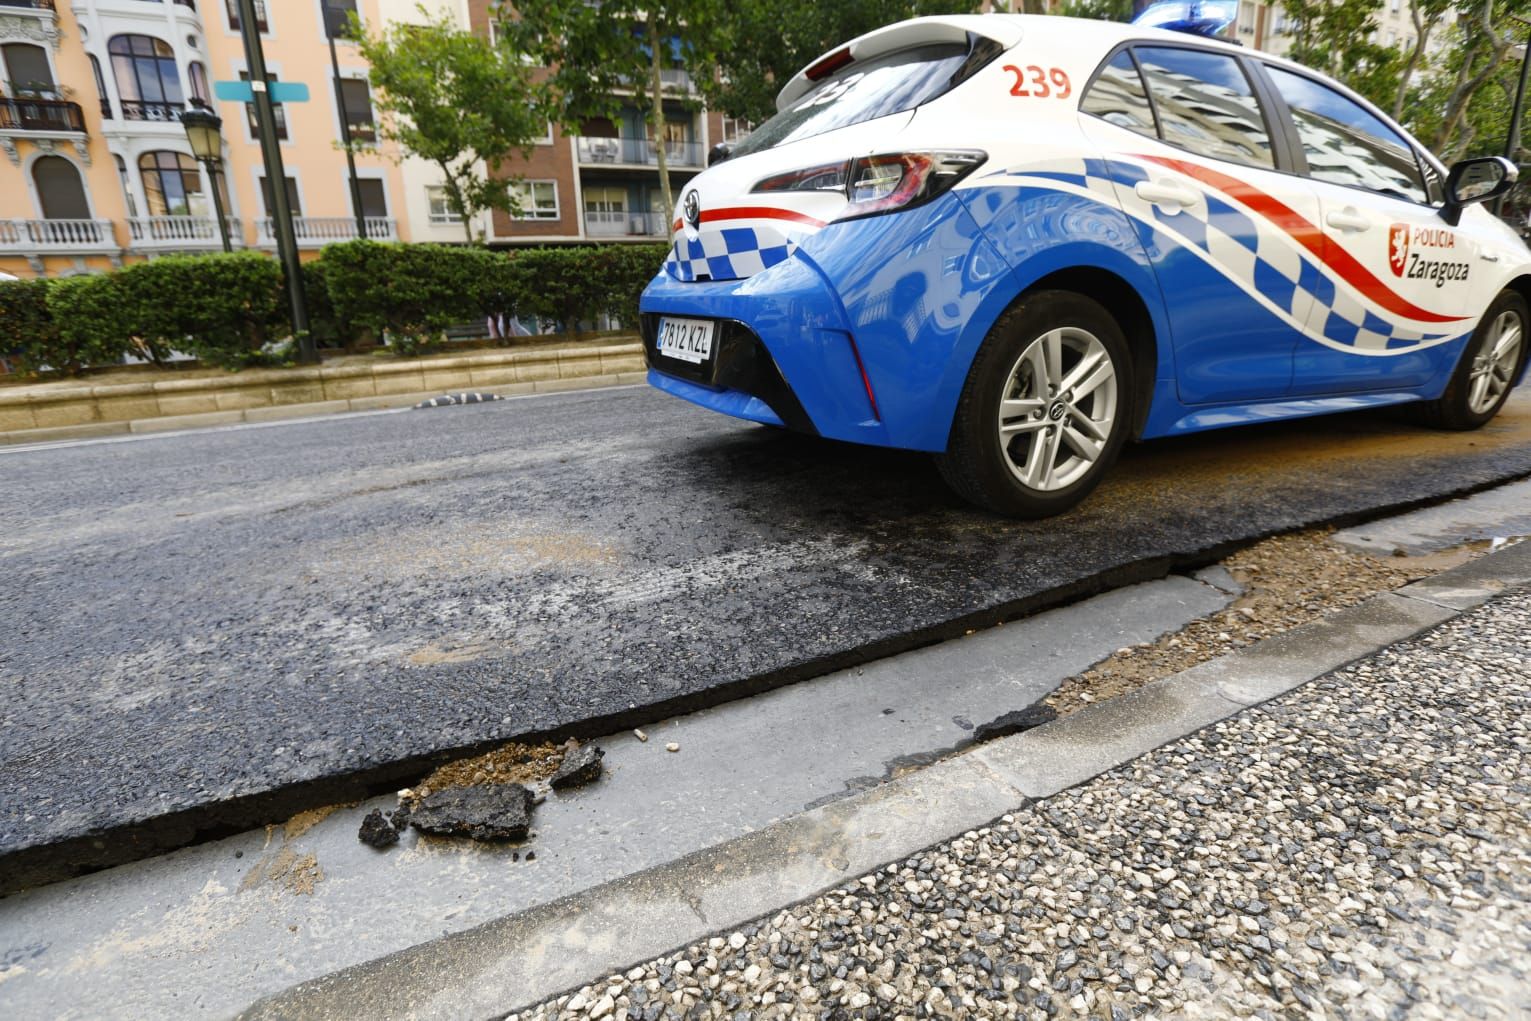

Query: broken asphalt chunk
left=410, top=783, right=535, bottom=842
left=357, top=809, right=399, bottom=849
left=550, top=743, right=605, bottom=790
left=973, top=705, right=1058, bottom=742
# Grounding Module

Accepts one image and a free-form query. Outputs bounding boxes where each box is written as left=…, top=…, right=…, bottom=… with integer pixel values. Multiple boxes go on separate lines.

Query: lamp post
left=180, top=99, right=232, bottom=253
left=237, top=0, right=313, bottom=363
left=324, top=6, right=369, bottom=242
left=1497, top=17, right=1531, bottom=218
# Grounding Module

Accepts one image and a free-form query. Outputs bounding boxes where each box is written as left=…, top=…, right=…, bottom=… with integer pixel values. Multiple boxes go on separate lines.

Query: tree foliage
left=1272, top=0, right=1525, bottom=163
left=498, top=0, right=718, bottom=217
left=357, top=7, right=552, bottom=242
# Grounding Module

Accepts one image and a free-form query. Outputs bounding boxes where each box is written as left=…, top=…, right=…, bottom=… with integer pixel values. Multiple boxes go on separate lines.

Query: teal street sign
left=213, top=79, right=311, bottom=104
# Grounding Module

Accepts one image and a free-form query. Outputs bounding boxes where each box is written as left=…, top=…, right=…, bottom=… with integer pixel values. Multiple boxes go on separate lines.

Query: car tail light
left=751, top=150, right=986, bottom=221
left=805, top=47, right=854, bottom=81
left=751, top=161, right=851, bottom=195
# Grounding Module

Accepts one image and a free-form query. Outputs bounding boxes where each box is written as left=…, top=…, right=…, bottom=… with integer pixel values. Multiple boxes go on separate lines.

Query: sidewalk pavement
left=507, top=586, right=1531, bottom=1020
left=0, top=338, right=645, bottom=444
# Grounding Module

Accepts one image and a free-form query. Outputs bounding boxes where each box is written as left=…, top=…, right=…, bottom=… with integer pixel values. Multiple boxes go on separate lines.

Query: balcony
left=120, top=100, right=185, bottom=123
left=0, top=97, right=84, bottom=133
left=128, top=215, right=240, bottom=249
left=256, top=215, right=396, bottom=247
left=0, top=1, right=56, bottom=11
left=574, top=136, right=703, bottom=169
left=585, top=209, right=669, bottom=239
left=0, top=218, right=117, bottom=254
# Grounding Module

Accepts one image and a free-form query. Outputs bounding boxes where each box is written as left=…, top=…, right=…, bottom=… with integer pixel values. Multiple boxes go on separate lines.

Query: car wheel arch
left=993, top=265, right=1164, bottom=441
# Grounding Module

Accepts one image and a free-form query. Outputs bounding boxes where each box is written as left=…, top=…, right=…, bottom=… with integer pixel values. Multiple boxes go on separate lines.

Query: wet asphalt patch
left=4, top=388, right=1531, bottom=890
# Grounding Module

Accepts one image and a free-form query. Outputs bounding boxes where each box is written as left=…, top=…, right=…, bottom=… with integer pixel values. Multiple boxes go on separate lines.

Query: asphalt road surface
left=6, top=385, right=1531, bottom=888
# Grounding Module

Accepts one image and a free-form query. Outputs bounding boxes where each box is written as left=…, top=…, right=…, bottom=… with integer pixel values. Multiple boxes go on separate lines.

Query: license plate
left=657, top=317, right=715, bottom=364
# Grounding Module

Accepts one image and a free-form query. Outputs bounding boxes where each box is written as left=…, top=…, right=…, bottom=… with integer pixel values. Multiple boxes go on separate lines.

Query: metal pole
left=238, top=0, right=314, bottom=362
left=1497, top=19, right=1531, bottom=216
left=206, top=159, right=232, bottom=252
left=328, top=27, right=368, bottom=241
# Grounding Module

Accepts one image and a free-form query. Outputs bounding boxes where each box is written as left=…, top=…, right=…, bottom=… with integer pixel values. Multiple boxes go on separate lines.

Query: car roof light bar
left=1131, top=0, right=1239, bottom=39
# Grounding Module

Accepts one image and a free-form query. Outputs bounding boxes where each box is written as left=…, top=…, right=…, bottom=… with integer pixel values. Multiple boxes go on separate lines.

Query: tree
left=356, top=7, right=551, bottom=243
left=1281, top=0, right=1405, bottom=109
left=1057, top=0, right=1134, bottom=21
left=1391, top=0, right=1455, bottom=120
left=697, top=0, right=982, bottom=125
left=498, top=0, right=721, bottom=220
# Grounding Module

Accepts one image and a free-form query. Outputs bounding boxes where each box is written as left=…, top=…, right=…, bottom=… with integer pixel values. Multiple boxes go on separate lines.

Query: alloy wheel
left=1468, top=308, right=1524, bottom=415
left=995, top=327, right=1118, bottom=492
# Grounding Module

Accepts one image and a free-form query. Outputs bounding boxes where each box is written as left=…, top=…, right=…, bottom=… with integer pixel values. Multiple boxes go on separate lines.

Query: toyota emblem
left=683, top=190, right=701, bottom=229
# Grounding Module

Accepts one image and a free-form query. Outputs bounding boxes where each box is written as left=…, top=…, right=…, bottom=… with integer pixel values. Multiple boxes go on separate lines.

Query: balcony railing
left=585, top=209, right=669, bottom=238
left=0, top=97, right=85, bottom=133
left=128, top=215, right=240, bottom=247
left=574, top=136, right=703, bottom=168
left=0, top=218, right=116, bottom=251
left=120, top=100, right=185, bottom=122
left=256, top=215, right=396, bottom=246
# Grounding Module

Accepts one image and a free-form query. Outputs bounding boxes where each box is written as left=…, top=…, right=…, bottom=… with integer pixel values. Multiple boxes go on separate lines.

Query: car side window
left=1081, top=50, right=1156, bottom=139
left=1133, top=46, right=1274, bottom=170
left=1264, top=65, right=1428, bottom=204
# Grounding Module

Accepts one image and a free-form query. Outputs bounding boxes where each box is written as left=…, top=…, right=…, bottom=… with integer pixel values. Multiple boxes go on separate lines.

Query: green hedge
left=45, top=276, right=133, bottom=376
left=120, top=252, right=290, bottom=368
left=0, top=278, right=71, bottom=375
left=0, top=241, right=669, bottom=376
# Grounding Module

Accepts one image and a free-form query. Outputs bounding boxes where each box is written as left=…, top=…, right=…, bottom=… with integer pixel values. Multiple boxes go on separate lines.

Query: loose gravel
left=1046, top=527, right=1473, bottom=716
left=506, top=587, right=1531, bottom=1020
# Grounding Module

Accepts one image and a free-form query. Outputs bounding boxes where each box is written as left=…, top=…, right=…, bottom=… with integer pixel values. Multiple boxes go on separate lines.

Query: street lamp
left=324, top=6, right=369, bottom=242
left=180, top=99, right=233, bottom=253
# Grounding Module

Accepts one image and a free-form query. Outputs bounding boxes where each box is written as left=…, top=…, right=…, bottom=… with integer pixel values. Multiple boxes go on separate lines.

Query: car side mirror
left=1442, top=156, right=1517, bottom=226
left=708, top=142, right=732, bottom=167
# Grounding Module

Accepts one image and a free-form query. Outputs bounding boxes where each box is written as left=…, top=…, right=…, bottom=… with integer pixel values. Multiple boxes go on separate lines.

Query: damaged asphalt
left=5, top=386, right=1531, bottom=889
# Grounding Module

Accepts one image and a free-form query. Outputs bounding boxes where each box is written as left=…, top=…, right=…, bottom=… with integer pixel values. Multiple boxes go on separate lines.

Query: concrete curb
left=0, top=339, right=644, bottom=443
left=0, top=370, right=650, bottom=446
left=236, top=538, right=1531, bottom=1021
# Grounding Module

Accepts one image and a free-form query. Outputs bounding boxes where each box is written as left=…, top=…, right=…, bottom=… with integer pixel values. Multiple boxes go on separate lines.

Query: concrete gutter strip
left=237, top=537, right=1531, bottom=1021
left=0, top=339, right=645, bottom=442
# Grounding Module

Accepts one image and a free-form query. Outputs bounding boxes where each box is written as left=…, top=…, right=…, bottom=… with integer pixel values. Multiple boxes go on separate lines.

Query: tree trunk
left=1431, top=0, right=1507, bottom=154
left=1391, top=0, right=1434, bottom=121
left=648, top=11, right=673, bottom=223
left=439, top=162, right=477, bottom=245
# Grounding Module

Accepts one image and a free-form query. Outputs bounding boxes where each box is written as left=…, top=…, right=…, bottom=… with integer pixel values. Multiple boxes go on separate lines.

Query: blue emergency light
left=1131, top=0, right=1239, bottom=38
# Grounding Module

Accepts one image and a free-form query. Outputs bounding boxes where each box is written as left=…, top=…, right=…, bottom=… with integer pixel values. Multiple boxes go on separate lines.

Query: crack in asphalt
left=4, top=388, right=1531, bottom=890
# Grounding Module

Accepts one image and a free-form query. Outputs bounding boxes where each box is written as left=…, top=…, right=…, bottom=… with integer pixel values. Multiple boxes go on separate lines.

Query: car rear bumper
left=639, top=253, right=890, bottom=446
left=639, top=192, right=1019, bottom=452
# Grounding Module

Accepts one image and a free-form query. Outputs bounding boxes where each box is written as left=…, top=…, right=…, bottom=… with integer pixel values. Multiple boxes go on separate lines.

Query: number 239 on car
left=640, top=10, right=1528, bottom=518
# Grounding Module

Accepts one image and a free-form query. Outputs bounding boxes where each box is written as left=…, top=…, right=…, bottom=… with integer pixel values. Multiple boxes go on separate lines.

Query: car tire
left=937, top=290, right=1134, bottom=518
left=1414, top=289, right=1528, bottom=431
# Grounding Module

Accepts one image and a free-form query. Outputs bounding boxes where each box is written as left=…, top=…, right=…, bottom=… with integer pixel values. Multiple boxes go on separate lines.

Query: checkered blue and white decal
left=664, top=206, right=828, bottom=283
left=665, top=226, right=800, bottom=283
left=990, top=156, right=1469, bottom=356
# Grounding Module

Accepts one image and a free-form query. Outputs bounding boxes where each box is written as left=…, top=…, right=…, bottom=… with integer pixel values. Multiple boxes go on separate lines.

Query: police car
left=639, top=11, right=1527, bottom=517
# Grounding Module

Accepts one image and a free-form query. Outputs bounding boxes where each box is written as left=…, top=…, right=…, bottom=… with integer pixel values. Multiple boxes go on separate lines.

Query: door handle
left=1480, top=251, right=1501, bottom=263
left=1325, top=208, right=1371, bottom=232
left=1134, top=180, right=1200, bottom=211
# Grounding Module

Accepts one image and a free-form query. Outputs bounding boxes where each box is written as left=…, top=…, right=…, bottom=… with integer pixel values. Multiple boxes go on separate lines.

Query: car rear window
left=729, top=38, right=997, bottom=158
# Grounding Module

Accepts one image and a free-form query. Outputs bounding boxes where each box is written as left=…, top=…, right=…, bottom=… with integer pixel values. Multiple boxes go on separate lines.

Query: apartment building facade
left=0, top=0, right=475, bottom=279
left=463, top=0, right=740, bottom=249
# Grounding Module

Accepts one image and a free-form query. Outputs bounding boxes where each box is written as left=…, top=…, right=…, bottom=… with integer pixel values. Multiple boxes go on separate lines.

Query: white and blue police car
left=639, top=9, right=1527, bottom=517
